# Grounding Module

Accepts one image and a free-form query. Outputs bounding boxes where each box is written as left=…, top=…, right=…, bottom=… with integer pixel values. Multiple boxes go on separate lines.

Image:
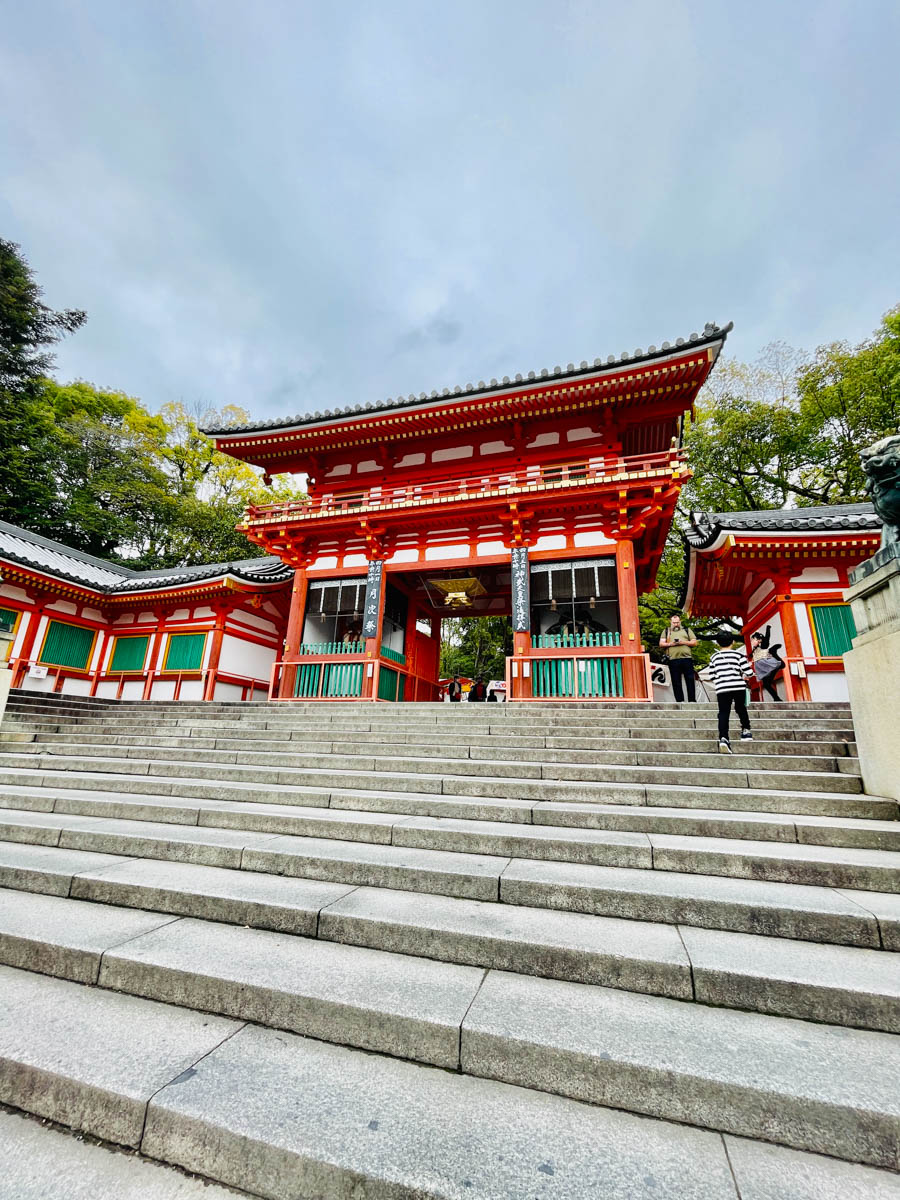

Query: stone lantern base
left=843, top=541, right=900, bottom=801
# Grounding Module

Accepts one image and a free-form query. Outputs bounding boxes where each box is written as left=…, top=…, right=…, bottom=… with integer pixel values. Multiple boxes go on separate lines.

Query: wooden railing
left=379, top=645, right=406, bottom=665
left=9, top=659, right=269, bottom=702
left=243, top=449, right=686, bottom=526
left=506, top=647, right=653, bottom=702
left=532, top=631, right=621, bottom=649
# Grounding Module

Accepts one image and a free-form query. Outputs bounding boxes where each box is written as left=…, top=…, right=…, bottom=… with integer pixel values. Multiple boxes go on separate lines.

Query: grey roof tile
left=0, top=520, right=290, bottom=596
left=202, top=321, right=732, bottom=437
left=686, top=503, right=881, bottom=549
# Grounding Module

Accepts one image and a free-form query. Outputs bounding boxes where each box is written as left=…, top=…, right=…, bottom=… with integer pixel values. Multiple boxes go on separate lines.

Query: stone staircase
left=1, top=688, right=899, bottom=1198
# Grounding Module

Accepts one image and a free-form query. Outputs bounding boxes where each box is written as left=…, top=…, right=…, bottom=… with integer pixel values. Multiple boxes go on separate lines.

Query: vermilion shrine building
left=682, top=503, right=882, bottom=701
left=205, top=322, right=733, bottom=702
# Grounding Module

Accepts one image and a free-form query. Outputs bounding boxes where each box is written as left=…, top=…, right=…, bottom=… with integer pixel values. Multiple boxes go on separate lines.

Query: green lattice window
left=810, top=604, right=857, bottom=658
left=0, top=607, right=18, bottom=634
left=163, top=632, right=206, bottom=672
left=110, top=635, right=149, bottom=672
left=39, top=621, right=95, bottom=670
left=377, top=664, right=399, bottom=701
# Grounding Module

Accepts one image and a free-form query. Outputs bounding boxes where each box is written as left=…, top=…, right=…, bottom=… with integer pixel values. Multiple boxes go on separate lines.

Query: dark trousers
left=717, top=690, right=750, bottom=740
left=669, top=658, right=696, bottom=702
left=761, top=672, right=782, bottom=701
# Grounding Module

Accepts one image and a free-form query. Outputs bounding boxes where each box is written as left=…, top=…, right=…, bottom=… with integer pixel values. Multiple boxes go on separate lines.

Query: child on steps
left=709, top=632, right=755, bottom=753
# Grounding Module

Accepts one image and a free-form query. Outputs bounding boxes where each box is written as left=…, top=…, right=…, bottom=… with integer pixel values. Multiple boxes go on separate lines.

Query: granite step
left=0, top=746, right=867, bottom=795
left=4, top=839, right=898, bottom=950
left=0, top=761, right=892, bottom=821
left=2, top=803, right=899, bottom=893
left=3, top=780, right=896, bottom=847
left=4, top=885, right=900, bottom=1036
left=3, top=958, right=900, bottom=1169
left=7, top=964, right=895, bottom=1200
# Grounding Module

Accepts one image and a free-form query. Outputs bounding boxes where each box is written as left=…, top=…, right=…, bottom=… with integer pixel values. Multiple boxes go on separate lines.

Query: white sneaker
left=718, top=738, right=732, bottom=754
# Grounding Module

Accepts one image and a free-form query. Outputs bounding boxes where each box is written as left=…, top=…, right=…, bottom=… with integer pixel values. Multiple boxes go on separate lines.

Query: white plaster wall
left=533, top=535, right=567, bottom=552
left=20, top=674, right=54, bottom=693
left=477, top=541, right=508, bottom=557
left=745, top=611, right=784, bottom=648
left=95, top=681, right=120, bottom=698
left=194, top=606, right=215, bottom=619
left=573, top=531, right=615, bottom=548
left=0, top=584, right=29, bottom=603
left=794, top=603, right=817, bottom=660
left=150, top=680, right=176, bottom=700
left=424, top=544, right=471, bottom=561
left=83, top=607, right=104, bottom=622
left=219, top=634, right=275, bottom=680
left=229, top=610, right=278, bottom=634
left=790, top=567, right=840, bottom=584
left=433, top=445, right=473, bottom=463
left=61, top=678, right=91, bottom=696
left=747, top=580, right=775, bottom=614
left=213, top=681, right=247, bottom=702
left=807, top=671, right=849, bottom=702
left=46, top=600, right=78, bottom=615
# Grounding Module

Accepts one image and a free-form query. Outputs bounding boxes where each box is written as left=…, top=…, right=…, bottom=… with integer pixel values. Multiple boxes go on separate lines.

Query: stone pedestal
left=843, top=541, right=900, bottom=802
left=0, top=667, right=12, bottom=728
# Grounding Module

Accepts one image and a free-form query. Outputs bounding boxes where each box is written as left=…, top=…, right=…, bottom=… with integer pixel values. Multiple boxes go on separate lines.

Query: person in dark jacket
left=448, top=675, right=463, bottom=702
left=468, top=677, right=488, bottom=702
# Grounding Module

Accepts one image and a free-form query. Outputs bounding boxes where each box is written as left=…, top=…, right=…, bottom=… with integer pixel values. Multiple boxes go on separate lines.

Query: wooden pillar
left=204, top=605, right=229, bottom=701
left=615, top=537, right=644, bottom=699
left=142, top=613, right=166, bottom=700
left=278, top=568, right=309, bottom=699
left=510, top=545, right=532, bottom=699
left=89, top=627, right=112, bottom=697
left=777, top=595, right=811, bottom=702
left=361, top=559, right=387, bottom=700
left=10, top=599, right=45, bottom=688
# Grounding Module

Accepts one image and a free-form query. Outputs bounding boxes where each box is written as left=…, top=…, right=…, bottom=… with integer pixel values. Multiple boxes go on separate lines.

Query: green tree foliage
left=439, top=616, right=512, bottom=681
left=0, top=239, right=86, bottom=530
left=0, top=239, right=305, bottom=568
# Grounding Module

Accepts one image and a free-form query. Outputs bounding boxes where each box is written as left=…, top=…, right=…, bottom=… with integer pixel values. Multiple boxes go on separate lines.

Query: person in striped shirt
left=709, top=632, right=754, bottom=753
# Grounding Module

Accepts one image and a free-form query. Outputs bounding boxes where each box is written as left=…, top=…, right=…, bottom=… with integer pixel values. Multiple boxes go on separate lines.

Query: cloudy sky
left=2, top=0, right=898, bottom=423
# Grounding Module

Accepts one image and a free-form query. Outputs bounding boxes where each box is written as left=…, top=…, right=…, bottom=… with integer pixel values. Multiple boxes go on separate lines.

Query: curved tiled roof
left=0, top=520, right=290, bottom=595
left=203, top=321, right=733, bottom=437
left=685, top=502, right=880, bottom=550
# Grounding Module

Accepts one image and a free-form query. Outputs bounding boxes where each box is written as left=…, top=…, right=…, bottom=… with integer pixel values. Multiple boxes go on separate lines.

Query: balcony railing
left=243, top=450, right=686, bottom=527
left=533, top=631, right=621, bottom=649
left=506, top=647, right=653, bottom=702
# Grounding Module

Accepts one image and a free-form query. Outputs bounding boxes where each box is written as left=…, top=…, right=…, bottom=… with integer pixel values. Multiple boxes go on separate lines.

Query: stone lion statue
left=861, top=433, right=900, bottom=546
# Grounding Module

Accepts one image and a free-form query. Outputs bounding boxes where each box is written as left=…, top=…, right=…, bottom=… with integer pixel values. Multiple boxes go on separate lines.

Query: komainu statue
left=861, top=433, right=900, bottom=547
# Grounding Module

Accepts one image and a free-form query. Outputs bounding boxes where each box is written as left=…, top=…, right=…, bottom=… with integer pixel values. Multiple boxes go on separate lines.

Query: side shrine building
left=682, top=503, right=882, bottom=701
left=205, top=323, right=732, bottom=702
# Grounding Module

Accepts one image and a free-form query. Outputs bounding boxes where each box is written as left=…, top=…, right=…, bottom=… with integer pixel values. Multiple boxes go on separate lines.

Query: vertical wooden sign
left=511, top=547, right=530, bottom=632
left=362, top=560, right=384, bottom=638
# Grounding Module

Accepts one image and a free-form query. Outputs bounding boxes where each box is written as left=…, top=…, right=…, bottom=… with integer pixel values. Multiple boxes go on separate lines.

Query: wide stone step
left=5, top=838, right=899, bottom=951
left=5, top=884, right=900, bottom=1038
left=2, top=955, right=900, bottom=1169
left=9, top=725, right=860, bottom=759
left=3, top=780, right=895, bottom=847
left=0, top=761, right=891, bottom=821
left=2, top=804, right=899, bottom=893
left=0, top=1108, right=246, bottom=1200
left=0, top=746, right=866, bottom=795
left=14, top=731, right=858, bottom=774
left=7, top=967, right=892, bottom=1200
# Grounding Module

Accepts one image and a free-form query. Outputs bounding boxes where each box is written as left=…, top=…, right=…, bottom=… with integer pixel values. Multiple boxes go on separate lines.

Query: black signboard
left=511, top=546, right=530, bottom=632
left=362, top=559, right=384, bottom=638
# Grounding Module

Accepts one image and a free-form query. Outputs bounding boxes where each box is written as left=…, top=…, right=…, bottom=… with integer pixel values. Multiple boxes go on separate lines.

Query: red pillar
left=362, top=560, right=387, bottom=700
left=777, top=595, right=811, bottom=702
left=89, top=627, right=112, bottom=697
left=11, top=598, right=46, bottom=688
left=278, top=568, right=309, bottom=699
left=142, top=613, right=166, bottom=700
left=615, top=537, right=644, bottom=699
left=204, top=604, right=229, bottom=701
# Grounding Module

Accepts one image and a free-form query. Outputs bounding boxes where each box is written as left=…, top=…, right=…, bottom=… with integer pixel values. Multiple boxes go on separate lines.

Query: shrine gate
left=206, top=323, right=731, bottom=701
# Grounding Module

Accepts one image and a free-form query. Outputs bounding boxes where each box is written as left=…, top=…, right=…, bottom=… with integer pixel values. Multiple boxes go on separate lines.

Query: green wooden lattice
left=298, top=641, right=364, bottom=656
left=0, top=607, right=17, bottom=633
left=380, top=645, right=406, bottom=665
left=110, top=635, right=149, bottom=672
left=39, top=621, right=95, bottom=670
left=533, top=631, right=621, bottom=649
left=810, top=605, right=857, bottom=658
left=377, top=665, right=399, bottom=701
left=164, top=632, right=206, bottom=672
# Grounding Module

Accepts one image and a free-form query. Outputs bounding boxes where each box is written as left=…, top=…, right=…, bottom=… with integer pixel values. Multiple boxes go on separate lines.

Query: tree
left=0, top=239, right=86, bottom=530
left=439, top=616, right=512, bottom=681
left=638, top=306, right=900, bottom=652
